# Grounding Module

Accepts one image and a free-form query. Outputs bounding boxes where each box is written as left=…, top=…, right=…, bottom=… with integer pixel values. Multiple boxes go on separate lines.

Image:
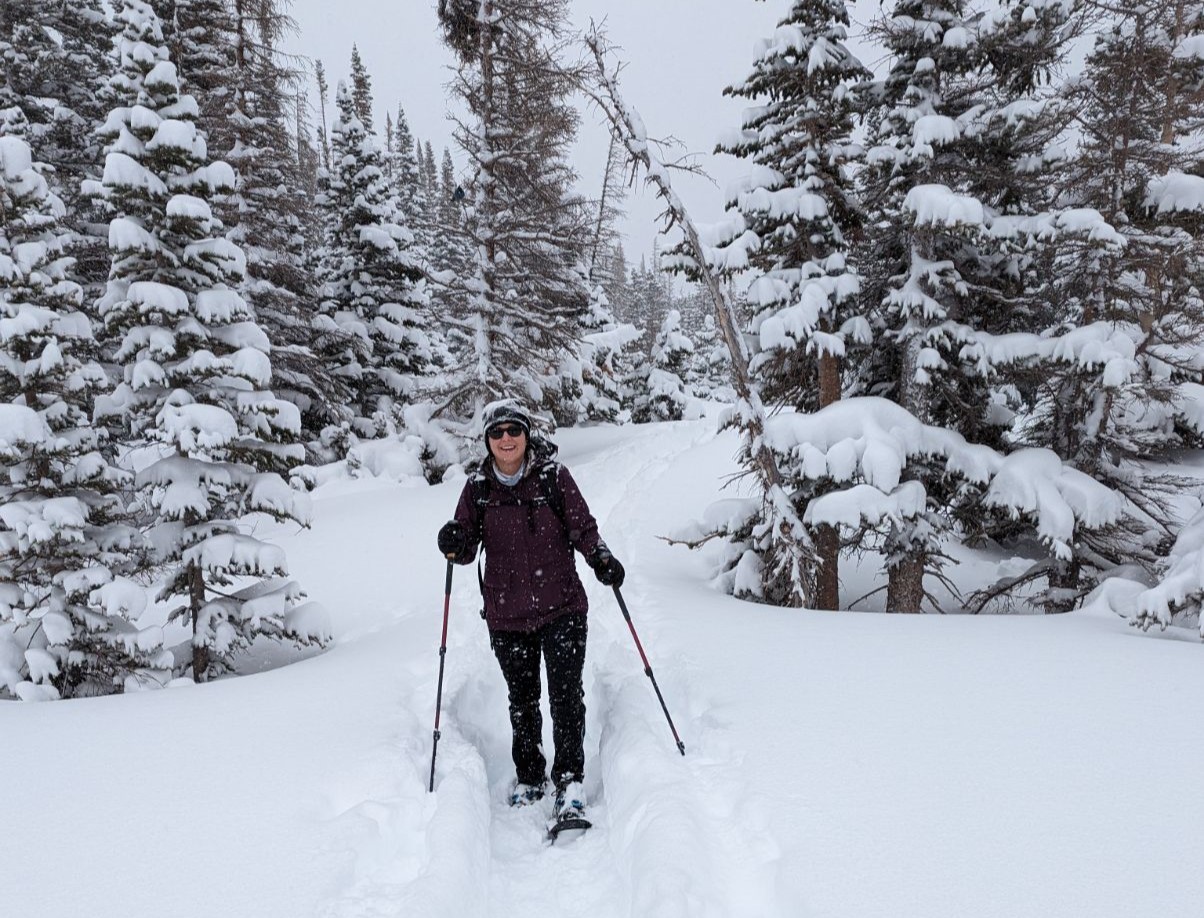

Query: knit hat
left=482, top=398, right=532, bottom=438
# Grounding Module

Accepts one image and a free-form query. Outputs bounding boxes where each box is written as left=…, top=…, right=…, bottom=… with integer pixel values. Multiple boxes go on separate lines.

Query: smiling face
left=487, top=423, right=528, bottom=477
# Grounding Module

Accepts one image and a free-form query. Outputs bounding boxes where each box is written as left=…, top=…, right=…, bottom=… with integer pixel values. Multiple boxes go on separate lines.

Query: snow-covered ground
left=6, top=418, right=1204, bottom=918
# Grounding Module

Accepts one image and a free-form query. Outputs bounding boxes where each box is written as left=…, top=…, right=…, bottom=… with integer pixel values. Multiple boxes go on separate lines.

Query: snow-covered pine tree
left=313, top=58, right=331, bottom=170
left=0, top=0, right=116, bottom=299
left=349, top=44, right=374, bottom=132
left=602, top=241, right=634, bottom=323
left=92, top=0, right=327, bottom=681
left=294, top=87, right=321, bottom=199
left=691, top=313, right=735, bottom=401
left=388, top=104, right=423, bottom=239
left=627, top=253, right=672, bottom=362
left=1018, top=0, right=1204, bottom=590
left=428, top=146, right=472, bottom=362
left=421, top=139, right=439, bottom=240
left=0, top=133, right=156, bottom=700
left=854, top=0, right=1021, bottom=610
left=632, top=307, right=694, bottom=423
left=437, top=0, right=592, bottom=430
left=224, top=0, right=346, bottom=451
left=710, top=0, right=870, bottom=609
left=715, top=0, right=869, bottom=415
left=313, top=80, right=431, bottom=436
left=850, top=0, right=1145, bottom=612
left=173, top=0, right=237, bottom=161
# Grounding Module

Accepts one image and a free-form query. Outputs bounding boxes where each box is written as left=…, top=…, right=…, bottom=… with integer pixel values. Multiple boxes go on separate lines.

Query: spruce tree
left=632, top=308, right=694, bottom=423
left=712, top=0, right=870, bottom=609
left=853, top=0, right=1139, bottom=611
left=349, top=44, right=374, bottom=132
left=1022, top=0, right=1204, bottom=588
left=437, top=0, right=592, bottom=427
left=314, top=81, right=431, bottom=435
left=0, top=0, right=116, bottom=297
left=225, top=0, right=345, bottom=448
left=389, top=104, right=423, bottom=233
left=173, top=0, right=238, bottom=159
left=94, top=0, right=326, bottom=681
left=0, top=133, right=152, bottom=700
left=421, top=138, right=440, bottom=238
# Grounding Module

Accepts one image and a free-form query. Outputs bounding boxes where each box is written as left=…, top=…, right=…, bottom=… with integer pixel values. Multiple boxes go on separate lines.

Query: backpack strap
left=536, top=462, right=567, bottom=530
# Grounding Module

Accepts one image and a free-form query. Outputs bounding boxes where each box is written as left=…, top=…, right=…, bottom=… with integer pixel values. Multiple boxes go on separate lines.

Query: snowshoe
left=547, top=781, right=591, bottom=842
left=508, top=780, right=546, bottom=807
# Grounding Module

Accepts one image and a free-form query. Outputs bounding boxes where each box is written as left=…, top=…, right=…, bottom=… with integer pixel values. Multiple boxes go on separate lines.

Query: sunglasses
left=487, top=424, right=526, bottom=440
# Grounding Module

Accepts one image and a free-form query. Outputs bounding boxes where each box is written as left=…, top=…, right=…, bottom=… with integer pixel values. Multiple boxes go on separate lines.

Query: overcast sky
left=282, top=1, right=894, bottom=262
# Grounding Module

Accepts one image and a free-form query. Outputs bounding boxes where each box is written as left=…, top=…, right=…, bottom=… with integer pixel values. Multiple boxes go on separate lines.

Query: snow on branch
left=1132, top=506, right=1204, bottom=638
left=1145, top=172, right=1204, bottom=215
left=765, top=397, right=1122, bottom=560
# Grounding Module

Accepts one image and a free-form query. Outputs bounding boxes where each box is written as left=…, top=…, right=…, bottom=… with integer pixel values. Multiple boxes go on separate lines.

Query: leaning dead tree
left=583, top=26, right=816, bottom=607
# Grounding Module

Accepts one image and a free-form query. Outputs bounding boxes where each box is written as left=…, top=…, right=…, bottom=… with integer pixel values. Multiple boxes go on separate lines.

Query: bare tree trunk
left=190, top=562, right=209, bottom=682
left=886, top=553, right=924, bottom=613
left=815, top=524, right=840, bottom=610
left=815, top=349, right=842, bottom=609
left=1162, top=2, right=1186, bottom=146
left=584, top=29, right=815, bottom=607
left=588, top=130, right=621, bottom=283
left=1046, top=556, right=1081, bottom=614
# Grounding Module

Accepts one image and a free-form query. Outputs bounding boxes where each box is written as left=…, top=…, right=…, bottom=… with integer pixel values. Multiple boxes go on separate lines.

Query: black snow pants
left=489, top=611, right=587, bottom=788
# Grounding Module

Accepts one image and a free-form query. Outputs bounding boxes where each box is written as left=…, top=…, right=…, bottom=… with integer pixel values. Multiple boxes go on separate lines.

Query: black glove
left=590, top=547, right=625, bottom=587
left=438, top=521, right=466, bottom=557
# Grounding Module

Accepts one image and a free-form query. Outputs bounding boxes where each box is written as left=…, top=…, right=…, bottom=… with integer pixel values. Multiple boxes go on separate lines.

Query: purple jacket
left=451, top=443, right=604, bottom=632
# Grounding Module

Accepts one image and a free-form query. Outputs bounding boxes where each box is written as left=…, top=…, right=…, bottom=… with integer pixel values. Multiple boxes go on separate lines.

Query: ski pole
left=612, top=584, right=686, bottom=756
left=429, top=558, right=455, bottom=792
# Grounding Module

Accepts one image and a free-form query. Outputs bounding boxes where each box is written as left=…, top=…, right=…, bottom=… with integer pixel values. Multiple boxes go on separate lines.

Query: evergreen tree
left=389, top=105, right=422, bottom=229
left=437, top=0, right=592, bottom=428
left=854, top=0, right=1013, bottom=611
left=1013, top=0, right=1204, bottom=594
left=852, top=0, right=1134, bottom=612
left=0, top=133, right=152, bottom=700
left=578, top=281, right=639, bottom=423
left=94, top=0, right=326, bottom=681
left=349, top=44, right=373, bottom=132
left=602, top=241, right=633, bottom=321
left=173, top=0, right=238, bottom=159
left=421, top=138, right=440, bottom=238
left=294, top=88, right=320, bottom=198
left=632, top=308, right=694, bottom=423
left=715, top=0, right=869, bottom=414
left=313, top=59, right=331, bottom=170
left=226, top=0, right=346, bottom=449
left=0, top=0, right=116, bottom=297
left=627, top=253, right=671, bottom=360
left=708, top=1, right=871, bottom=608
left=314, top=81, right=431, bottom=436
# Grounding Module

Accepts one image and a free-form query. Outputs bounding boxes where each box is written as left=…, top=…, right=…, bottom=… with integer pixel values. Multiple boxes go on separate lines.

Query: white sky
left=283, top=1, right=894, bottom=263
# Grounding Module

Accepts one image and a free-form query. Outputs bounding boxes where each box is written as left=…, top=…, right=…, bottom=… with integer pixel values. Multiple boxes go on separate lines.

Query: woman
left=437, top=399, right=624, bottom=823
